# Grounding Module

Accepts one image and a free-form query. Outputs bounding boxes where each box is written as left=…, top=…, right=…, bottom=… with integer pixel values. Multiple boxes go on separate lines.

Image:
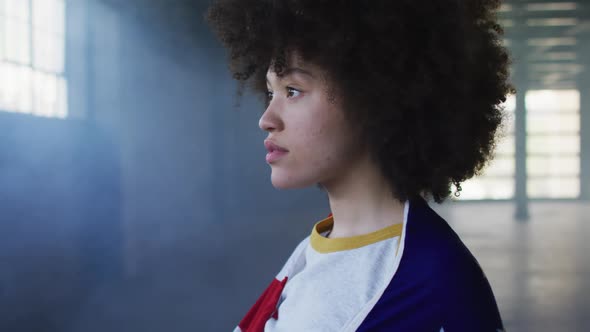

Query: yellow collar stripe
left=310, top=215, right=403, bottom=253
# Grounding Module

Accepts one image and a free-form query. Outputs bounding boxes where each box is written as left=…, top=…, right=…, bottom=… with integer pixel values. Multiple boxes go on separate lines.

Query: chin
left=270, top=170, right=315, bottom=189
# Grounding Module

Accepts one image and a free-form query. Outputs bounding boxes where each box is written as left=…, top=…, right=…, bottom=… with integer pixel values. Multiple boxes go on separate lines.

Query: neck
left=321, top=154, right=405, bottom=238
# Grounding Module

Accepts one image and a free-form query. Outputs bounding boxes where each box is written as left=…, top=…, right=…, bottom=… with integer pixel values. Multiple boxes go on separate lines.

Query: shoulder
left=355, top=198, right=504, bottom=331
left=275, top=235, right=310, bottom=280
left=400, top=198, right=484, bottom=271
left=397, top=198, right=483, bottom=280
left=402, top=198, right=504, bottom=330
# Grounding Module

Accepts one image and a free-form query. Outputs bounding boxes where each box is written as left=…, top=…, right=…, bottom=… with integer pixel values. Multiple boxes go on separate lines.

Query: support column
left=513, top=39, right=530, bottom=221
left=578, top=42, right=590, bottom=200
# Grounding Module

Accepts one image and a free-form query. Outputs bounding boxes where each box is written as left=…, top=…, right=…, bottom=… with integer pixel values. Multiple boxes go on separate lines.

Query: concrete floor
left=434, top=201, right=590, bottom=332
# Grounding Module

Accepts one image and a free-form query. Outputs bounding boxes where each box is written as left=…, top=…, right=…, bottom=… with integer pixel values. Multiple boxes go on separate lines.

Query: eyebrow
left=266, top=67, right=315, bottom=84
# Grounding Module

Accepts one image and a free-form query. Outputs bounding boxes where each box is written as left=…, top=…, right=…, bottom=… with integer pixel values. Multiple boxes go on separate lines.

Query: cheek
left=271, top=96, right=361, bottom=187
left=298, top=119, right=356, bottom=171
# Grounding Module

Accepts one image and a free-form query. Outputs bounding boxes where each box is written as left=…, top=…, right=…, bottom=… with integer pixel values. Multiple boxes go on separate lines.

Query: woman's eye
left=286, top=87, right=301, bottom=98
left=266, top=87, right=300, bottom=102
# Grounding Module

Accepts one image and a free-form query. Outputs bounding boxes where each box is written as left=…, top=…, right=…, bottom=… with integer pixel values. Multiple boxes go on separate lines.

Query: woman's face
left=259, top=59, right=366, bottom=189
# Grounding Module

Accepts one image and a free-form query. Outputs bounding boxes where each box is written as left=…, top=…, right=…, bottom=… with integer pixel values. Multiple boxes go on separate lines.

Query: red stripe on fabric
left=238, top=276, right=288, bottom=332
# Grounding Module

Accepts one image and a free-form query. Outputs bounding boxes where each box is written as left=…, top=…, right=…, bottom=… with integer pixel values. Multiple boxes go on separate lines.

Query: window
left=459, top=95, right=516, bottom=200
left=458, top=89, right=582, bottom=200
left=0, top=0, right=67, bottom=118
left=526, top=89, right=580, bottom=198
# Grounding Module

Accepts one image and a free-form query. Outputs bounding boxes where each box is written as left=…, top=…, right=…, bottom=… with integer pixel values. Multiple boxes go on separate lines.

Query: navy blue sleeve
left=436, top=241, right=504, bottom=332
left=356, top=198, right=505, bottom=332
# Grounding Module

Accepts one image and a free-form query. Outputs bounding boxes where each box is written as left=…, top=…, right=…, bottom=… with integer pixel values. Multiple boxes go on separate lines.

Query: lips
left=264, top=140, right=289, bottom=163
left=264, top=140, right=289, bottom=153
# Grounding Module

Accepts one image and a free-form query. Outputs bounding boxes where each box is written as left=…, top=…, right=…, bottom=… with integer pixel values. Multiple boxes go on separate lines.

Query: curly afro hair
left=205, top=0, right=514, bottom=203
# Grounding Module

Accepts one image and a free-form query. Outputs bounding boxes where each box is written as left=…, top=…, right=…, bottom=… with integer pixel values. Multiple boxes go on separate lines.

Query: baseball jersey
left=235, top=197, right=504, bottom=332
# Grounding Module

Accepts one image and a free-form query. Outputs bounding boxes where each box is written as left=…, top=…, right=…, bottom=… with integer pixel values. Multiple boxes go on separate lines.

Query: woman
left=206, top=0, right=512, bottom=331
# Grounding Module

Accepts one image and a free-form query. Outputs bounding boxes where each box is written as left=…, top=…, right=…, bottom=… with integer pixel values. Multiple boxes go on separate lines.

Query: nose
left=258, top=102, right=283, bottom=133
